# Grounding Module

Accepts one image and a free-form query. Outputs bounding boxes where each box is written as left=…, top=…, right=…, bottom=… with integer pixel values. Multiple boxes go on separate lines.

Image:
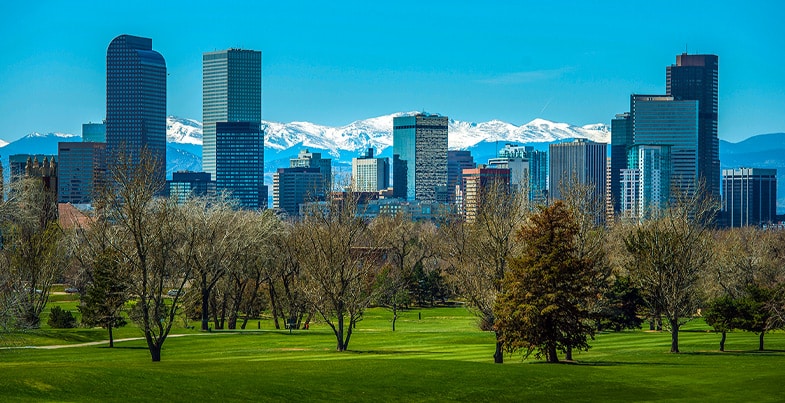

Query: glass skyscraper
left=392, top=114, right=448, bottom=202
left=667, top=53, right=720, bottom=199
left=630, top=95, right=698, bottom=197
left=548, top=139, right=607, bottom=205
left=106, top=35, right=166, bottom=184
left=722, top=168, right=777, bottom=228
left=202, top=49, right=264, bottom=209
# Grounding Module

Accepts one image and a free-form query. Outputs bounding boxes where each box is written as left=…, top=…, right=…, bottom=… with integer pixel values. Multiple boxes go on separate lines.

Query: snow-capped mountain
left=167, top=116, right=203, bottom=145
left=170, top=112, right=610, bottom=157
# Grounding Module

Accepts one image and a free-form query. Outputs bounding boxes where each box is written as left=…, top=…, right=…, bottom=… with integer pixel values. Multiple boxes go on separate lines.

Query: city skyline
left=2, top=1, right=784, bottom=143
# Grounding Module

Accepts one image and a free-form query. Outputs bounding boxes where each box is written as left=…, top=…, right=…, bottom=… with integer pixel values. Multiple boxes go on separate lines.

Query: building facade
left=273, top=167, right=325, bottom=217
left=82, top=122, right=106, bottom=143
left=106, top=35, right=166, bottom=183
left=610, top=113, right=633, bottom=214
left=620, top=144, right=672, bottom=220
left=630, top=95, right=698, bottom=197
left=168, top=171, right=216, bottom=204
left=548, top=139, right=607, bottom=205
left=462, top=167, right=511, bottom=222
left=497, top=144, right=547, bottom=203
left=447, top=150, right=475, bottom=203
left=392, top=114, right=448, bottom=202
left=202, top=49, right=264, bottom=209
left=722, top=168, right=777, bottom=227
left=291, top=149, right=332, bottom=193
left=352, top=148, right=389, bottom=192
left=57, top=142, right=107, bottom=204
left=214, top=122, right=266, bottom=209
left=667, top=53, right=720, bottom=199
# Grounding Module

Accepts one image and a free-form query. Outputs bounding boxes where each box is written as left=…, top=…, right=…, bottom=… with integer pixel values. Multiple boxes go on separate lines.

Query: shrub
left=48, top=306, right=77, bottom=329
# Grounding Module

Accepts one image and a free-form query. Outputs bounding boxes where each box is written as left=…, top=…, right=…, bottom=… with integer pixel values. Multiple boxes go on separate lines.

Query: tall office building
left=392, top=114, right=448, bottom=202
left=610, top=113, right=633, bottom=214
left=168, top=171, right=216, bottom=205
left=392, top=154, right=408, bottom=199
left=447, top=151, right=475, bottom=203
left=291, top=149, right=331, bottom=193
left=215, top=122, right=266, bottom=208
left=630, top=95, right=698, bottom=196
left=620, top=144, right=671, bottom=220
left=722, top=168, right=777, bottom=227
left=106, top=35, right=166, bottom=183
left=273, top=167, right=325, bottom=217
left=57, top=142, right=106, bottom=204
left=462, top=167, right=511, bottom=222
left=667, top=53, right=719, bottom=199
left=203, top=49, right=264, bottom=209
left=352, top=148, right=389, bottom=192
left=496, top=144, right=548, bottom=203
left=548, top=139, right=607, bottom=205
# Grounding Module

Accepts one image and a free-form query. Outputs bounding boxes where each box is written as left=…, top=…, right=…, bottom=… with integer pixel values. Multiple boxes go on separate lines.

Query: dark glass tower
left=666, top=53, right=719, bottom=199
left=203, top=49, right=264, bottom=209
left=610, top=113, right=632, bottom=214
left=106, top=35, right=167, bottom=184
left=392, top=114, right=448, bottom=202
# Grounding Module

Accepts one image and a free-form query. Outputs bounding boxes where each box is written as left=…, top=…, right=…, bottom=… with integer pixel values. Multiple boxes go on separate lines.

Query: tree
left=78, top=247, right=128, bottom=347
left=595, top=276, right=645, bottom=332
left=295, top=194, right=378, bottom=351
left=494, top=201, right=603, bottom=363
left=704, top=296, right=745, bottom=351
left=1, top=178, right=65, bottom=328
left=444, top=179, right=530, bottom=363
left=371, top=213, right=438, bottom=331
left=624, top=186, right=717, bottom=353
left=98, top=151, right=193, bottom=362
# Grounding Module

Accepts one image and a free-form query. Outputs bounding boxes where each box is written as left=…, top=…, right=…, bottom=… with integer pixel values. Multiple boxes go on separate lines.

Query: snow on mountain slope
left=167, top=116, right=203, bottom=145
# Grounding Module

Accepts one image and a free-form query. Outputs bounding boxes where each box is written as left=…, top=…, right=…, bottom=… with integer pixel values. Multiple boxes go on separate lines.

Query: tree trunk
left=759, top=331, right=765, bottom=351
left=268, top=284, right=280, bottom=330
left=719, top=331, right=726, bottom=352
left=547, top=344, right=559, bottom=363
left=336, top=315, right=345, bottom=351
left=392, top=304, right=397, bottom=332
left=493, top=331, right=504, bottom=364
left=150, top=344, right=161, bottom=362
left=565, top=346, right=573, bottom=361
left=108, top=324, right=114, bottom=348
left=201, top=285, right=210, bottom=332
left=670, top=318, right=680, bottom=353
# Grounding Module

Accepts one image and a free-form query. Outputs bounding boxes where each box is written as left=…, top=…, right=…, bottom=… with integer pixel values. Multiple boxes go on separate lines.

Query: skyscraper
left=548, top=139, right=607, bottom=205
left=447, top=150, right=475, bottom=203
left=610, top=113, right=633, bottom=214
left=106, top=35, right=166, bottom=183
left=461, top=166, right=510, bottom=222
left=290, top=149, right=332, bottom=193
left=722, top=168, right=777, bottom=227
left=273, top=167, right=325, bottom=217
left=630, top=95, right=698, bottom=196
left=352, top=148, right=389, bottom=192
left=620, top=144, right=672, bottom=220
left=203, top=49, right=262, bottom=178
left=57, top=142, right=106, bottom=204
left=202, top=49, right=264, bottom=208
left=667, top=53, right=719, bottom=199
left=392, top=114, right=448, bottom=202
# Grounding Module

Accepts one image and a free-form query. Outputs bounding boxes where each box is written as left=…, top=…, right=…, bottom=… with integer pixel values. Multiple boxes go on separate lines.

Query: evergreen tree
left=79, top=250, right=127, bottom=347
left=494, top=201, right=604, bottom=363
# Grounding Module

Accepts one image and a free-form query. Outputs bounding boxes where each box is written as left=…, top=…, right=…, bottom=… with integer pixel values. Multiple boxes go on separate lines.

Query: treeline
left=2, top=156, right=785, bottom=364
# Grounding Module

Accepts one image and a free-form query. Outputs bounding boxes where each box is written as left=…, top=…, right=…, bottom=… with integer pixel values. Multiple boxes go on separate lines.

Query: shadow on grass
left=98, top=346, right=148, bottom=350
left=681, top=349, right=785, bottom=356
left=346, top=349, right=443, bottom=356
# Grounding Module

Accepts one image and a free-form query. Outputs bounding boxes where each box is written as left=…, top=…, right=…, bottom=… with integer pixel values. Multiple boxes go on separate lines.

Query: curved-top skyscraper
left=106, top=34, right=167, bottom=184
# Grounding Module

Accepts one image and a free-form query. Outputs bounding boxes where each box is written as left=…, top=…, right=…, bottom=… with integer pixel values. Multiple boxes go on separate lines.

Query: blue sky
left=1, top=0, right=784, bottom=143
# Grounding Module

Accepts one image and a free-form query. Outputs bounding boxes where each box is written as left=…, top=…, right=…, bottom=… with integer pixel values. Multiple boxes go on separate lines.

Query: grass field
left=2, top=302, right=784, bottom=402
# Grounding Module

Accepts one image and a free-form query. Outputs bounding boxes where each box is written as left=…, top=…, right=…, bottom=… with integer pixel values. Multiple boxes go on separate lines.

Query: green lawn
left=1, top=306, right=784, bottom=402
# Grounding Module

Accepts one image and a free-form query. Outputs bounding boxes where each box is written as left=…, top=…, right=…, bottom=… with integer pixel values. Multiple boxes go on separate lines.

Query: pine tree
left=494, top=201, right=603, bottom=363
left=79, top=250, right=127, bottom=347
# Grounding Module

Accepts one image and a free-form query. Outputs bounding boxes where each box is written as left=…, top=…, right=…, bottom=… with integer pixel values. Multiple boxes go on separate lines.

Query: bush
left=48, top=306, right=77, bottom=329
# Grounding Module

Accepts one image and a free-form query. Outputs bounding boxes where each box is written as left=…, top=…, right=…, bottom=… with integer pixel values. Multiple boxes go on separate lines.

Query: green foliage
left=78, top=250, right=128, bottom=332
left=596, top=276, right=644, bottom=332
left=494, top=201, right=603, bottom=362
left=47, top=306, right=77, bottom=329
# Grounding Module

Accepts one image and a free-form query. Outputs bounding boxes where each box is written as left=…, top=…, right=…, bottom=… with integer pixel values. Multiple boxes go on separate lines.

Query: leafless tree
left=294, top=193, right=378, bottom=351
left=624, top=185, right=718, bottom=353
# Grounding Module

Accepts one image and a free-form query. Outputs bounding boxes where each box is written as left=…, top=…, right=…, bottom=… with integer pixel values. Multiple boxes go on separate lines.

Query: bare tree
left=371, top=213, right=438, bottom=331
left=98, top=151, right=194, bottom=362
left=624, top=185, right=718, bottom=353
left=444, top=179, right=531, bottom=363
left=294, top=194, right=378, bottom=351
left=1, top=177, right=65, bottom=328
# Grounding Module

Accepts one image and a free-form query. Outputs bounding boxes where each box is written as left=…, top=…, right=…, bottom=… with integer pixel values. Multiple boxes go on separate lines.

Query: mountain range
left=2, top=113, right=783, bottom=212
